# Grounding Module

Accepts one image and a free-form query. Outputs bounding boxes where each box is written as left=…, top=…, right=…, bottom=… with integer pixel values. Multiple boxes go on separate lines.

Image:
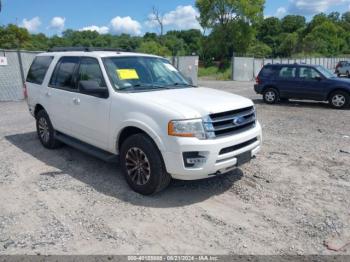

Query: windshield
left=316, top=65, right=336, bottom=78
left=102, top=56, right=192, bottom=91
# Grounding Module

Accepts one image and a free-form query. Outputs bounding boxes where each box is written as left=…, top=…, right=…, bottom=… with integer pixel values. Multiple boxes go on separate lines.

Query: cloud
left=146, top=5, right=201, bottom=31
left=110, top=16, right=142, bottom=35
left=288, top=0, right=350, bottom=15
left=21, top=17, right=41, bottom=32
left=276, top=7, right=287, bottom=18
left=50, top=17, right=65, bottom=31
left=79, top=25, right=110, bottom=34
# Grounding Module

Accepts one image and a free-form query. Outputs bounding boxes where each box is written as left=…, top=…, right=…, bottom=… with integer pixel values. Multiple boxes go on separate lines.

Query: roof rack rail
left=48, top=47, right=127, bottom=52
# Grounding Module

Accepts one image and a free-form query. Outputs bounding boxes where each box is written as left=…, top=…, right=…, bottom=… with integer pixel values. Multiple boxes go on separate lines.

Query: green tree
left=163, top=35, right=186, bottom=56
left=306, top=13, right=328, bottom=33
left=137, top=41, right=171, bottom=56
left=278, top=32, right=298, bottom=57
left=303, top=21, right=345, bottom=55
left=26, top=33, right=49, bottom=50
left=166, top=29, right=202, bottom=55
left=257, top=17, right=282, bottom=55
left=196, top=0, right=264, bottom=62
left=247, top=41, right=272, bottom=57
left=0, top=24, right=31, bottom=49
left=281, top=15, right=306, bottom=33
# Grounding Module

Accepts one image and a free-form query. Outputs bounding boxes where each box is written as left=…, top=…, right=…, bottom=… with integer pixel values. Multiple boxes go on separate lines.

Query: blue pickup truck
left=254, top=64, right=350, bottom=109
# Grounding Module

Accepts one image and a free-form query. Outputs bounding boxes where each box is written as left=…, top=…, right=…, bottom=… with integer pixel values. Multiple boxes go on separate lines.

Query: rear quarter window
left=259, top=66, right=278, bottom=78
left=26, top=56, right=54, bottom=85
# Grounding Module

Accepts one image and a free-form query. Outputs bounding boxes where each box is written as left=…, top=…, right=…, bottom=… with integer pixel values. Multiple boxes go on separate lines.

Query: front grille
left=219, top=137, right=258, bottom=155
left=206, top=106, right=256, bottom=138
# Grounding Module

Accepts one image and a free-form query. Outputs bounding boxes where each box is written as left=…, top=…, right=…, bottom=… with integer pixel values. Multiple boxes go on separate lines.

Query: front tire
left=329, top=91, right=349, bottom=109
left=120, top=134, right=171, bottom=195
left=263, top=88, right=279, bottom=104
left=36, top=110, right=62, bottom=149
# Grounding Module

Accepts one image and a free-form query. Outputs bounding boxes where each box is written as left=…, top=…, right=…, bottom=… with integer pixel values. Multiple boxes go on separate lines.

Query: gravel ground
left=0, top=80, right=349, bottom=255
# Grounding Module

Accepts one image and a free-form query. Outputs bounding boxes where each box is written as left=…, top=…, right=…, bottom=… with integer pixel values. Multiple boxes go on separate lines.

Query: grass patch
left=198, top=66, right=232, bottom=80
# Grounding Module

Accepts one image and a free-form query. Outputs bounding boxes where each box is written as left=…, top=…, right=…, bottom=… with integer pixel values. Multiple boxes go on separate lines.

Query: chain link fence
left=232, top=56, right=349, bottom=81
left=0, top=50, right=41, bottom=101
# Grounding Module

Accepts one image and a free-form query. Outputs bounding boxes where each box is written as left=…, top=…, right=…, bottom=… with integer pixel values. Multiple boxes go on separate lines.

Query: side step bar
left=55, top=132, right=119, bottom=163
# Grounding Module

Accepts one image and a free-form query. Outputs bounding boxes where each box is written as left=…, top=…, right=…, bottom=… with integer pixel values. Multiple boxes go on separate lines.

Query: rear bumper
left=254, top=85, right=263, bottom=94
left=162, top=122, right=262, bottom=180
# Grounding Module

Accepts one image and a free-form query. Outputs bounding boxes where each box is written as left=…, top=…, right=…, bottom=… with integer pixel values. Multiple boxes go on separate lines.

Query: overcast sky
left=0, top=0, right=349, bottom=35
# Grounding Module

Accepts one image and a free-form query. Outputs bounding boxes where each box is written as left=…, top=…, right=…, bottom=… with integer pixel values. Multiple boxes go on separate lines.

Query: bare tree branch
left=150, top=6, right=164, bottom=36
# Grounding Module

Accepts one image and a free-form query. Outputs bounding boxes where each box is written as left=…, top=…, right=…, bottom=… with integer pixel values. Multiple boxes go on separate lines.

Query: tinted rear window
left=259, top=66, right=279, bottom=77
left=26, top=56, right=54, bottom=85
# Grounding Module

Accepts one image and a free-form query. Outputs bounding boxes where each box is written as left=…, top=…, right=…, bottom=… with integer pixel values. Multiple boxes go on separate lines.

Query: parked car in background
left=255, top=64, right=350, bottom=109
left=25, top=47, right=262, bottom=195
left=335, top=61, right=350, bottom=77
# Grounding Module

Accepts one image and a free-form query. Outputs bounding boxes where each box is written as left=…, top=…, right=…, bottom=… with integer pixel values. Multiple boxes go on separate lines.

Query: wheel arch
left=116, top=124, right=165, bottom=155
left=262, top=85, right=280, bottom=94
left=327, top=88, right=350, bottom=100
left=34, top=104, right=46, bottom=119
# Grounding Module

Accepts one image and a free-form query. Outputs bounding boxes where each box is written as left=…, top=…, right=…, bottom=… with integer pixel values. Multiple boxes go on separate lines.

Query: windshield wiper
left=118, top=83, right=171, bottom=91
left=167, top=82, right=195, bottom=87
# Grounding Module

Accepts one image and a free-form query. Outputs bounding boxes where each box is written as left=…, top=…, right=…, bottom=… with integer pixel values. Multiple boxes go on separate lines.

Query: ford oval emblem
left=233, top=116, right=245, bottom=125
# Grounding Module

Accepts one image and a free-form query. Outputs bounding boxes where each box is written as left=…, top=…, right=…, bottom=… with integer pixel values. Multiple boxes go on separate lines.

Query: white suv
left=25, top=48, right=262, bottom=195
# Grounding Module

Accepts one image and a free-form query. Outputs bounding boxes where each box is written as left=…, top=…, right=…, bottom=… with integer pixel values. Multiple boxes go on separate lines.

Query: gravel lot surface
left=0, top=80, right=349, bottom=255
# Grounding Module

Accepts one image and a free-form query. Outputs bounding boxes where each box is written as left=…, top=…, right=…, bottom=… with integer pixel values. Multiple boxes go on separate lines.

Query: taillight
left=256, top=76, right=261, bottom=85
left=23, top=83, right=28, bottom=99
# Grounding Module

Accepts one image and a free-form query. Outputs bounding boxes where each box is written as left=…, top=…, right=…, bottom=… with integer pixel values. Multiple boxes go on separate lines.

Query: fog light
left=183, top=152, right=207, bottom=168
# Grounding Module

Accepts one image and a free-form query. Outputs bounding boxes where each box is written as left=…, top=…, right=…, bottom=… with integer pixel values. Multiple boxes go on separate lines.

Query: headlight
left=168, top=119, right=206, bottom=139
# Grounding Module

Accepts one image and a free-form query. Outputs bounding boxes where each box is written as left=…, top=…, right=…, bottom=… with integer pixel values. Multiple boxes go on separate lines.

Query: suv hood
left=331, top=77, right=350, bottom=85
left=128, top=87, right=254, bottom=119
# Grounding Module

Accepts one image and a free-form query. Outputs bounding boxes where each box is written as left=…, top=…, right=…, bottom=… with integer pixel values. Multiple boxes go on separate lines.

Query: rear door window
left=26, top=56, right=54, bottom=85
left=50, top=57, right=80, bottom=90
left=279, top=67, right=297, bottom=79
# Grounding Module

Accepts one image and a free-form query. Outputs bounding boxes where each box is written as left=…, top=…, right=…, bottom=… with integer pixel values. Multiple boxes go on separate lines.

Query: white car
left=336, top=61, right=350, bottom=77
left=25, top=48, right=262, bottom=195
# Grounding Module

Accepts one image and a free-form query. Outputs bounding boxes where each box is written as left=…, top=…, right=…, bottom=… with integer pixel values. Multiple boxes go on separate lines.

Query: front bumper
left=162, top=122, right=262, bottom=180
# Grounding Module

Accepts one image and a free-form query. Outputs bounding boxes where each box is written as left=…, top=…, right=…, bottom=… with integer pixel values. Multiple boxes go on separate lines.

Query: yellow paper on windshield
left=116, top=69, right=139, bottom=80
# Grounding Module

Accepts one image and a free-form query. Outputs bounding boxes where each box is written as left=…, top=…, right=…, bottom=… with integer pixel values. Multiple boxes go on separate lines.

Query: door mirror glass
left=79, top=80, right=108, bottom=97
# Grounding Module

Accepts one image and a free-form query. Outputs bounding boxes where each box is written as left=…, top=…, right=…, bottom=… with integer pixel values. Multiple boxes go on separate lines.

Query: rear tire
left=263, top=88, right=279, bottom=104
left=329, top=91, right=349, bottom=109
left=36, top=110, right=62, bottom=149
left=120, top=134, right=171, bottom=195
left=347, top=71, right=350, bottom=78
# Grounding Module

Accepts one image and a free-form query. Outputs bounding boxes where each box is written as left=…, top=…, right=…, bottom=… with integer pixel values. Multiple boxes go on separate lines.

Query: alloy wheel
left=332, top=94, right=346, bottom=108
left=125, top=147, right=151, bottom=186
left=38, top=117, right=50, bottom=143
left=265, top=91, right=276, bottom=102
